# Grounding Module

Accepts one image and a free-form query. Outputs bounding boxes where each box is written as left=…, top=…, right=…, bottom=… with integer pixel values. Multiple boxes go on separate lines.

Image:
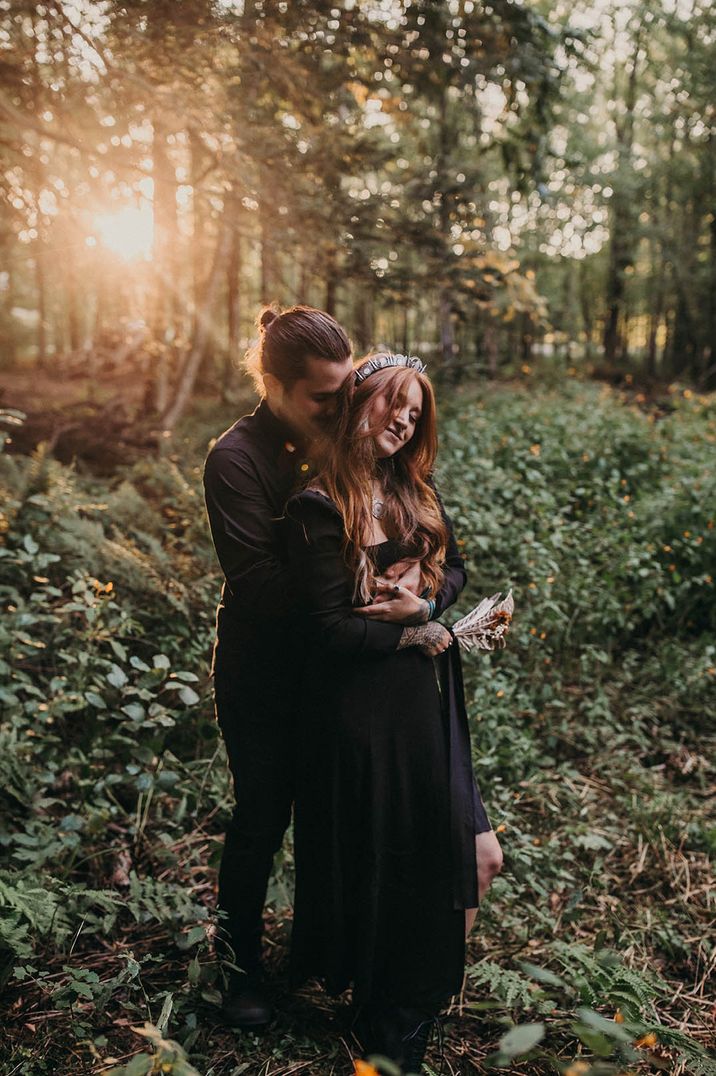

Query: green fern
left=550, top=941, right=665, bottom=1014
left=0, top=873, right=124, bottom=962
left=466, top=960, right=537, bottom=1009
left=125, top=873, right=208, bottom=927
left=0, top=872, right=67, bottom=936
left=0, top=911, right=33, bottom=960
left=640, top=1025, right=716, bottom=1076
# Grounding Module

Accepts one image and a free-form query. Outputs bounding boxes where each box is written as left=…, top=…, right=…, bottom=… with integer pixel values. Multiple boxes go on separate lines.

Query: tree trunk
left=672, top=283, right=698, bottom=379
left=521, top=313, right=533, bottom=366
left=438, top=290, right=455, bottom=372
left=161, top=222, right=233, bottom=432
left=484, top=322, right=498, bottom=379
left=353, top=289, right=370, bottom=353
left=189, top=126, right=206, bottom=324
left=603, top=27, right=643, bottom=366
left=298, top=256, right=310, bottom=305
left=225, top=194, right=242, bottom=396
left=435, top=85, right=458, bottom=379
left=35, top=240, right=47, bottom=367
left=579, top=262, right=594, bottom=361
left=2, top=259, right=17, bottom=365
left=703, top=128, right=716, bottom=387
left=66, top=244, right=81, bottom=354
left=30, top=15, right=48, bottom=367
left=156, top=124, right=180, bottom=334
left=646, top=237, right=665, bottom=379
left=325, top=246, right=337, bottom=316
left=144, top=117, right=178, bottom=416
left=260, top=200, right=275, bottom=304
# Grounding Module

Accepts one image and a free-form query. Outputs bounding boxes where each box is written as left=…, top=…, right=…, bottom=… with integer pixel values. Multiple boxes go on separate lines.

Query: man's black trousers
left=213, top=641, right=295, bottom=975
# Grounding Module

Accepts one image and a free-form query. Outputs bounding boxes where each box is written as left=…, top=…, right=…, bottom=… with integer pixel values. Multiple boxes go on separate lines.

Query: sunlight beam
left=92, top=204, right=154, bottom=261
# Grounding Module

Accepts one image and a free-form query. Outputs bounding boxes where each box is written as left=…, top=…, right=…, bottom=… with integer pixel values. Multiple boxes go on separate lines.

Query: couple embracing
left=203, top=305, right=504, bottom=1071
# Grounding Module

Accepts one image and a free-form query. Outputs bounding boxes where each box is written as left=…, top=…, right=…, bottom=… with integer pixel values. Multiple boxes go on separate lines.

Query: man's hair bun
left=259, top=307, right=279, bottom=332
left=243, top=304, right=352, bottom=395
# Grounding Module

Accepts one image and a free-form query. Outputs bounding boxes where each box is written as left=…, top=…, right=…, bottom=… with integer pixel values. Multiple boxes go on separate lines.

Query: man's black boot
left=220, top=969, right=273, bottom=1029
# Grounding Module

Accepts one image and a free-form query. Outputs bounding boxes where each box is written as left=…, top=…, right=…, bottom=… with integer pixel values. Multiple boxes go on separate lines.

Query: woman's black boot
left=354, top=1003, right=438, bottom=1073
left=399, top=1008, right=435, bottom=1073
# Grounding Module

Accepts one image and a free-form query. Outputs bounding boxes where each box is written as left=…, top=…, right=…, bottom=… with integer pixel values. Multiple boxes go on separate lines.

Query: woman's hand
left=417, top=622, right=452, bottom=656
left=355, top=582, right=429, bottom=624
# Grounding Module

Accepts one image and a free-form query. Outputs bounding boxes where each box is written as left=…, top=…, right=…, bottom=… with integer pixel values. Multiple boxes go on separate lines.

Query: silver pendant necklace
left=371, top=479, right=386, bottom=521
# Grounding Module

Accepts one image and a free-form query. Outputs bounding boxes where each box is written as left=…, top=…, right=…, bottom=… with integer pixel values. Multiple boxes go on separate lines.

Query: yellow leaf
left=564, top=1062, right=590, bottom=1076
left=354, top=1063, right=381, bottom=1076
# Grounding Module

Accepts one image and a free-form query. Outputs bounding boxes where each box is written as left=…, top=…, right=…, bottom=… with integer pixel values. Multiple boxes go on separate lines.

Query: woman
left=283, top=354, right=501, bottom=1070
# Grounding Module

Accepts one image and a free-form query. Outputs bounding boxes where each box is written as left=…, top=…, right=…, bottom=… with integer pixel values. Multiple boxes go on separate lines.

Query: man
left=203, top=306, right=439, bottom=1027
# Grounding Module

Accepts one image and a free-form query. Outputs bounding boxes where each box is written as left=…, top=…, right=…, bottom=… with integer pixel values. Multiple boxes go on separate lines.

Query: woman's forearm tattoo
left=398, top=622, right=446, bottom=650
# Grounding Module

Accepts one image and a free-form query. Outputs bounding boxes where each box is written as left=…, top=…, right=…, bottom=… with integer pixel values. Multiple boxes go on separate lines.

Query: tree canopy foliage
left=2, top=0, right=713, bottom=431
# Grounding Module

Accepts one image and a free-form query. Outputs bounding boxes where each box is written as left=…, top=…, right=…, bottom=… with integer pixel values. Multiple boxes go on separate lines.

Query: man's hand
left=355, top=582, right=429, bottom=624
left=381, top=558, right=423, bottom=595
left=368, top=559, right=423, bottom=606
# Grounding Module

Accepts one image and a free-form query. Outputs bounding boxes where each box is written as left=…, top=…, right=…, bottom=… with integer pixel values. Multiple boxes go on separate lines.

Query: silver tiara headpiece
left=354, top=353, right=427, bottom=385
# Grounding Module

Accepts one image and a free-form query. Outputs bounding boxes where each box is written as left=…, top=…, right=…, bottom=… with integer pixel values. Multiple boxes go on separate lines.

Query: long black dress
left=283, top=489, right=488, bottom=1010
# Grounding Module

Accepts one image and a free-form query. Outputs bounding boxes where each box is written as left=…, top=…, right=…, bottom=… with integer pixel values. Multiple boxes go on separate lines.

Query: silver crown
left=354, top=353, right=427, bottom=384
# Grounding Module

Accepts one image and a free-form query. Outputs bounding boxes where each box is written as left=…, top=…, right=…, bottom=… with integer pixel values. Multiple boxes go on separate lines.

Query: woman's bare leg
left=465, top=831, right=504, bottom=936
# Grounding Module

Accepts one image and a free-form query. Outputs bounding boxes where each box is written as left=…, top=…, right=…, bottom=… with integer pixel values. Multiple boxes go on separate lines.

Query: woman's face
left=371, top=376, right=424, bottom=459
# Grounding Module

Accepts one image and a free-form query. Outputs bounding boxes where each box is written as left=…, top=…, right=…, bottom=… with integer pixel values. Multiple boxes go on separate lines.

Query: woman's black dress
left=283, top=489, right=489, bottom=1010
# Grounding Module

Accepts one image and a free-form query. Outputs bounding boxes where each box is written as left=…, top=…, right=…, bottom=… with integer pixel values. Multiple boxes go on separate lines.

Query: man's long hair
left=244, top=305, right=352, bottom=393
left=311, top=359, right=448, bottom=603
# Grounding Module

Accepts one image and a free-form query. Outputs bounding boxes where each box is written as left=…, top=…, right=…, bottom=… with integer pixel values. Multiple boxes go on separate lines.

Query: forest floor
left=1, top=375, right=714, bottom=1076
left=1, top=364, right=146, bottom=412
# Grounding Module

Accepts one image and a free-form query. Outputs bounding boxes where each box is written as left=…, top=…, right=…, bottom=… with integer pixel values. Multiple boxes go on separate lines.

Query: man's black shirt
left=203, top=399, right=308, bottom=645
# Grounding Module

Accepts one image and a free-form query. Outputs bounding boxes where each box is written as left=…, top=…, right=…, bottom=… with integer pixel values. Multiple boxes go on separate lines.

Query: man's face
left=276, top=354, right=354, bottom=439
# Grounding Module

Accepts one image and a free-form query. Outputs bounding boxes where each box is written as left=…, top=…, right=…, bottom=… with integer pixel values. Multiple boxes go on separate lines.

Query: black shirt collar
left=253, top=398, right=307, bottom=456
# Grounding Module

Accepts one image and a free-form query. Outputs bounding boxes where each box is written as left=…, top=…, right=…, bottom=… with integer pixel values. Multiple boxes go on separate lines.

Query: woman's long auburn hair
left=311, top=358, right=448, bottom=603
